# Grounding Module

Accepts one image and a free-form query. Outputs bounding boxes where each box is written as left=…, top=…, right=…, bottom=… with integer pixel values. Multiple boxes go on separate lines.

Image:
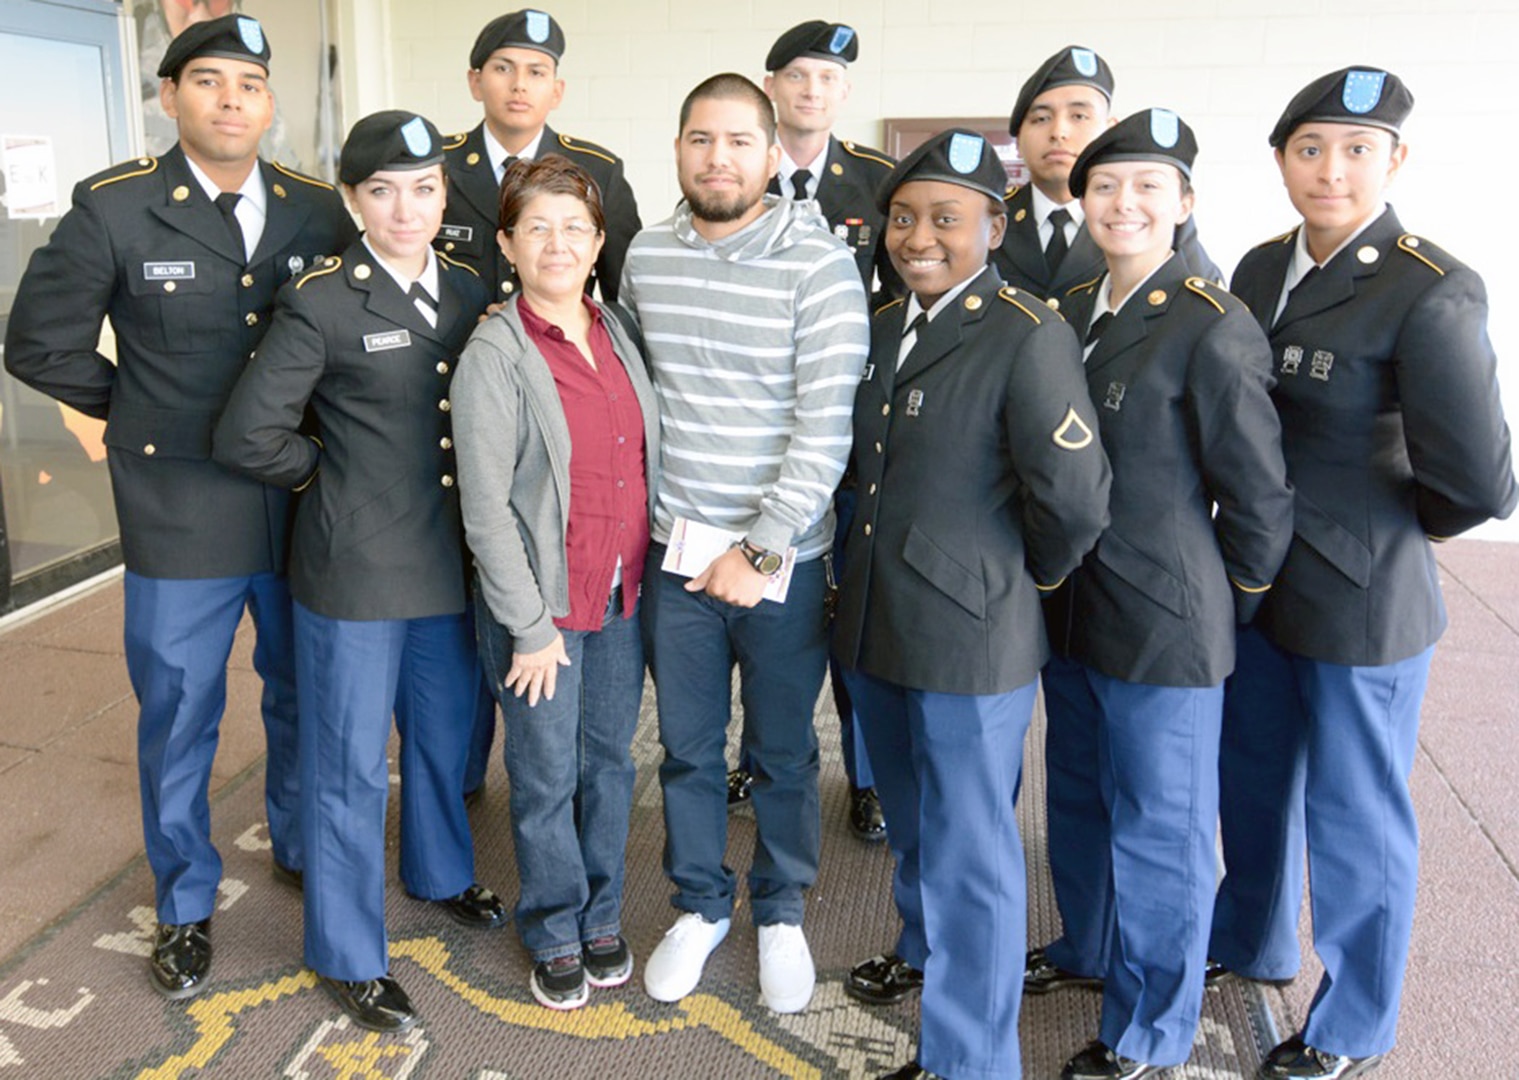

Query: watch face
left=756, top=552, right=784, bottom=576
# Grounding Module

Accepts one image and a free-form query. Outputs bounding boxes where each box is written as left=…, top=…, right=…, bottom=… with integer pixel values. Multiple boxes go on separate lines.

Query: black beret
left=765, top=21, right=858, bottom=71
left=1268, top=66, right=1414, bottom=148
left=1069, top=108, right=1197, bottom=198
left=470, top=9, right=565, bottom=68
left=876, top=129, right=1008, bottom=213
left=1009, top=45, right=1114, bottom=135
left=157, top=14, right=270, bottom=79
left=340, top=111, right=445, bottom=185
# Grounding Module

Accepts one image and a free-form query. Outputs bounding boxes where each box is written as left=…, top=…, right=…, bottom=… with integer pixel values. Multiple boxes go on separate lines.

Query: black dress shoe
left=1024, top=945, right=1103, bottom=994
left=149, top=919, right=212, bottom=999
left=272, top=860, right=303, bottom=890
left=1257, top=1034, right=1384, bottom=1079
left=1061, top=1040, right=1158, bottom=1080
left=848, top=785, right=887, bottom=842
left=879, top=1062, right=943, bottom=1080
left=427, top=883, right=508, bottom=929
left=727, top=768, right=753, bottom=810
left=320, top=975, right=418, bottom=1033
left=1207, top=957, right=1296, bottom=989
left=845, top=952, right=923, bottom=1005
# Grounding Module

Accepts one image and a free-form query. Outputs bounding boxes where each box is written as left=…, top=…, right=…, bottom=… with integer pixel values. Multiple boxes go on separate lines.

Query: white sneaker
left=643, top=913, right=730, bottom=1002
left=757, top=922, right=815, bottom=1013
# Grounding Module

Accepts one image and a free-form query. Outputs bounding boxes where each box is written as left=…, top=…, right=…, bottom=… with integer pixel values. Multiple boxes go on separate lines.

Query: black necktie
left=1045, top=208, right=1071, bottom=275
left=498, top=155, right=518, bottom=184
left=792, top=168, right=813, bottom=201
left=215, top=192, right=246, bottom=260
left=1085, top=311, right=1113, bottom=347
left=408, top=282, right=438, bottom=324
left=903, top=311, right=928, bottom=338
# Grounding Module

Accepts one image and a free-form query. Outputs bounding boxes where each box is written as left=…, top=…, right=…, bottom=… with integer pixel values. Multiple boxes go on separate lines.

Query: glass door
left=0, top=0, right=133, bottom=611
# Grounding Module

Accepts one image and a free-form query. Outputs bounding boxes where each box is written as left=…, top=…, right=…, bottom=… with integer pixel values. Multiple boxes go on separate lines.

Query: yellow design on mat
left=136, top=938, right=821, bottom=1080
left=393, top=936, right=821, bottom=1077
left=314, top=1031, right=415, bottom=1077
left=135, top=970, right=317, bottom=1079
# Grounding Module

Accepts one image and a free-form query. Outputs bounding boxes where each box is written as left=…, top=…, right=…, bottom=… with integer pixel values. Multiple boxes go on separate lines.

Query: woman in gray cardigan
left=451, top=157, right=658, bottom=1011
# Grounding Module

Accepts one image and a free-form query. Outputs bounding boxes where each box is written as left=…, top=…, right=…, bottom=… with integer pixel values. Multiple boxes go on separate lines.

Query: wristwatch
left=737, top=538, right=784, bottom=576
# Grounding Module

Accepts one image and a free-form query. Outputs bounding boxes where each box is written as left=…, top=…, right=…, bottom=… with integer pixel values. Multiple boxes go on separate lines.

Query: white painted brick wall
left=354, top=0, right=1519, bottom=538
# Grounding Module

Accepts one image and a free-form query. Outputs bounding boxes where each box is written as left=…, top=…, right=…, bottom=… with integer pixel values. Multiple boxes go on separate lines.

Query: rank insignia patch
left=1052, top=407, right=1094, bottom=450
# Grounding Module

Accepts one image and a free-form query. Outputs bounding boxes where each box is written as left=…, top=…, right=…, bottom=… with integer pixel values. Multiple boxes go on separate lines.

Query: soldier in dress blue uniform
left=448, top=8, right=644, bottom=800
left=1010, top=47, right=1222, bottom=1003
left=992, top=46, right=1220, bottom=314
left=723, top=19, right=900, bottom=843
left=214, top=111, right=506, bottom=1034
left=4, top=14, right=356, bottom=1001
left=1047, top=109, right=1293, bottom=1080
left=762, top=20, right=902, bottom=302
left=834, top=129, right=1111, bottom=1080
left=438, top=9, right=642, bottom=307
left=1208, top=68, right=1517, bottom=1080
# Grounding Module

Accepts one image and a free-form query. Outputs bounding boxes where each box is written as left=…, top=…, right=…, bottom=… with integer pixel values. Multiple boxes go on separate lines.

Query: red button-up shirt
left=519, top=296, right=649, bottom=630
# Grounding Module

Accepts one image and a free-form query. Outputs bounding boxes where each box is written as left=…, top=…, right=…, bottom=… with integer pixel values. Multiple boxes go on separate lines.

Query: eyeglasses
left=509, top=219, right=600, bottom=243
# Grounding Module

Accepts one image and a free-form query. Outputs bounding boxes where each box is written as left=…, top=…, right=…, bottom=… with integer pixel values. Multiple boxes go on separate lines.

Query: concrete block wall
left=351, top=0, right=1519, bottom=538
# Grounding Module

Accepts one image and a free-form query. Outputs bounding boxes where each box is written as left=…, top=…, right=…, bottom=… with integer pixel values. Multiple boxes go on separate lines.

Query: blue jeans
left=476, top=581, right=644, bottom=962
left=642, top=546, right=827, bottom=926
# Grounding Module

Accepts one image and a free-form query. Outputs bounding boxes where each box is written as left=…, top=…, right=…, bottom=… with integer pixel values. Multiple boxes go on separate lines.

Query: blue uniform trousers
left=1214, top=629, right=1432, bottom=1058
left=1038, top=652, right=1112, bottom=978
left=295, top=603, right=479, bottom=981
left=1210, top=626, right=1308, bottom=981
left=1081, top=669, right=1223, bottom=1067
left=846, top=668, right=1034, bottom=1080
left=642, top=547, right=826, bottom=927
left=124, top=570, right=300, bottom=924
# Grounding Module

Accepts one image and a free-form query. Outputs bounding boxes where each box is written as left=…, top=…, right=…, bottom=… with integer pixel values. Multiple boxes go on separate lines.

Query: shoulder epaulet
left=1255, top=227, right=1297, bottom=249
left=89, top=156, right=158, bottom=191
left=840, top=140, right=894, bottom=170
left=1396, top=234, right=1446, bottom=277
left=1004, top=183, right=1023, bottom=202
left=272, top=161, right=335, bottom=191
left=1183, top=275, right=1229, bottom=314
left=438, top=251, right=479, bottom=277
left=873, top=297, right=906, bottom=317
left=294, top=256, right=343, bottom=289
left=1066, top=275, right=1102, bottom=298
left=557, top=133, right=618, bottom=165
left=442, top=131, right=469, bottom=151
left=1000, top=286, right=1060, bottom=323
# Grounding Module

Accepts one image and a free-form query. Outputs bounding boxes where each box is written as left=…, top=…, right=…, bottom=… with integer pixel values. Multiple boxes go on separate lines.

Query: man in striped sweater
left=621, top=73, right=869, bottom=1015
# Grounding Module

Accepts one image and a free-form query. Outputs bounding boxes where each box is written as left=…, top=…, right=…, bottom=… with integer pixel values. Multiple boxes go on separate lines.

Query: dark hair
left=678, top=73, right=776, bottom=144
left=497, top=155, right=606, bottom=235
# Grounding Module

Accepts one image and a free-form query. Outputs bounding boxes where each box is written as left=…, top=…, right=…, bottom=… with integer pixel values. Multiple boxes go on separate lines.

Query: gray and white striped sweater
left=621, top=195, right=869, bottom=560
